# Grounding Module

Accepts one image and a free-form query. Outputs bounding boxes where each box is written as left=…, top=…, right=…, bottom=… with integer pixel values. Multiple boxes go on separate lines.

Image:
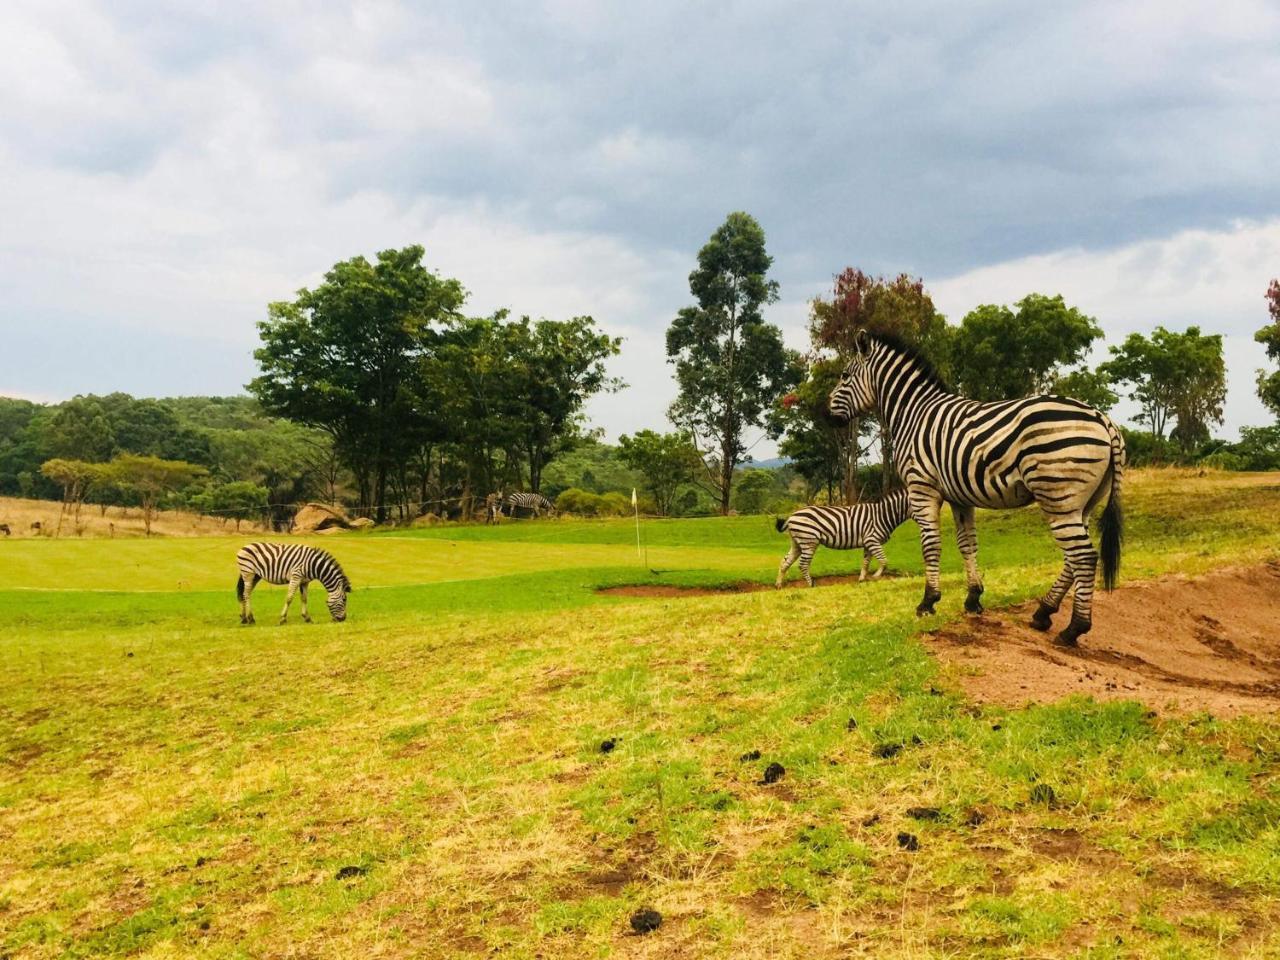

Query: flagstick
left=632, top=488, right=642, bottom=561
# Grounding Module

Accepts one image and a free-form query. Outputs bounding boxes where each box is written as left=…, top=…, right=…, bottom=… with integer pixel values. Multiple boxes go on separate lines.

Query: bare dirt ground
left=924, top=561, right=1280, bottom=717
left=598, top=572, right=905, bottom=598
left=0, top=495, right=253, bottom=538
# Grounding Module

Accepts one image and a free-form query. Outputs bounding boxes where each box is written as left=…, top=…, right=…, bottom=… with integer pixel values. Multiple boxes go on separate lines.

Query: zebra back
left=780, top=488, right=912, bottom=549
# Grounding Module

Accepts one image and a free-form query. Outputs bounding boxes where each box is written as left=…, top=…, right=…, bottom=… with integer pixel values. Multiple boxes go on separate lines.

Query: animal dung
left=872, top=742, right=902, bottom=759
left=599, top=738, right=617, bottom=754
left=739, top=749, right=761, bottom=762
left=335, top=865, right=368, bottom=880
left=906, top=806, right=941, bottom=821
left=630, top=908, right=662, bottom=934
left=846, top=717, right=858, bottom=731
left=964, top=808, right=987, bottom=827
left=760, top=762, right=785, bottom=785
left=897, top=832, right=919, bottom=851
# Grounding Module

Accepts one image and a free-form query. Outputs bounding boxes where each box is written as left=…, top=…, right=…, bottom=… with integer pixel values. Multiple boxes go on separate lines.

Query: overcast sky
left=2, top=1, right=1278, bottom=453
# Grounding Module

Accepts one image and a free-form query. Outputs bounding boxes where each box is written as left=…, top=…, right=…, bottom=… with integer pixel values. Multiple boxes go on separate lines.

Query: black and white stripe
left=775, top=488, right=913, bottom=587
left=504, top=492, right=555, bottom=518
left=235, top=542, right=352, bottom=624
left=827, top=331, right=1124, bottom=647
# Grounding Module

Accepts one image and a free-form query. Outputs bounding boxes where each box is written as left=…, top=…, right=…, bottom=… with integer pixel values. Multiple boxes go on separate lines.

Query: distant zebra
left=0, top=523, right=9, bottom=537
left=235, top=542, right=352, bottom=625
left=484, top=492, right=503, bottom=524
left=827, top=331, right=1124, bottom=647
left=775, top=488, right=913, bottom=588
left=504, top=492, right=555, bottom=518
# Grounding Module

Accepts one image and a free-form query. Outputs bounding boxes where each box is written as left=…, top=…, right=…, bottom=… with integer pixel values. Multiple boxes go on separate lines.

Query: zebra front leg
left=777, top=542, right=800, bottom=588
left=951, top=503, right=984, bottom=614
left=1048, top=513, right=1098, bottom=647
left=912, top=492, right=943, bottom=615
left=299, top=583, right=312, bottom=623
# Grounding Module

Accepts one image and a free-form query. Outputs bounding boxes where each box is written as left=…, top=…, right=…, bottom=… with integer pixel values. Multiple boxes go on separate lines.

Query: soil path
left=924, top=561, right=1280, bottom=716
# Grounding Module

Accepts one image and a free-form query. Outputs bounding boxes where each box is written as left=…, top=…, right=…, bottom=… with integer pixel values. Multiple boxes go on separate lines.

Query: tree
left=105, top=454, right=206, bottom=536
left=208, top=480, right=270, bottom=531
left=1049, top=367, right=1118, bottom=412
left=39, top=458, right=101, bottom=534
left=801, top=270, right=947, bottom=499
left=1102, top=326, right=1226, bottom=451
left=732, top=469, right=778, bottom=515
left=948, top=295, right=1103, bottom=402
left=616, top=430, right=702, bottom=516
left=250, top=245, right=466, bottom=521
left=1257, top=279, right=1280, bottom=418
left=666, top=212, right=799, bottom=514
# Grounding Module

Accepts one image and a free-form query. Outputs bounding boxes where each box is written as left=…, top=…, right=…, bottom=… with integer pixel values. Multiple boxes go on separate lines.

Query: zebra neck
left=874, top=355, right=952, bottom=441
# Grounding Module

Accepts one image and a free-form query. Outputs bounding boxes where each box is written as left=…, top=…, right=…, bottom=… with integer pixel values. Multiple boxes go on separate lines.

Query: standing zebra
left=775, top=488, right=913, bottom=587
left=484, top=492, right=503, bottom=524
left=504, top=492, right=555, bottom=518
left=235, top=542, right=352, bottom=624
left=827, top=331, right=1123, bottom=647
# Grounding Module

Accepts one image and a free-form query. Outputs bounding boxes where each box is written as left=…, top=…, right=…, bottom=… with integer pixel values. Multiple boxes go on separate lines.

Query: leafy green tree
left=1102, top=326, right=1226, bottom=451
left=250, top=245, right=466, bottom=520
left=46, top=396, right=116, bottom=462
left=1050, top=367, right=1118, bottom=412
left=1257, top=279, right=1280, bottom=418
left=948, top=295, right=1103, bottom=401
left=732, top=468, right=779, bottom=515
left=616, top=429, right=701, bottom=516
left=666, top=212, right=799, bottom=514
left=39, top=458, right=101, bottom=534
left=205, top=480, right=270, bottom=531
left=105, top=454, right=206, bottom=536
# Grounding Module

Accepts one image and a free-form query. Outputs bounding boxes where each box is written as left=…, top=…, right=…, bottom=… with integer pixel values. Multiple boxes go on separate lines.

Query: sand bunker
left=925, top=561, right=1280, bottom=716
left=598, top=572, right=903, bottom=598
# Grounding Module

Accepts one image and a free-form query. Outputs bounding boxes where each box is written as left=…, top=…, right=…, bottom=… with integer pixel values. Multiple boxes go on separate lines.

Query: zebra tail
left=774, top=516, right=787, bottom=534
left=1099, top=425, right=1124, bottom=592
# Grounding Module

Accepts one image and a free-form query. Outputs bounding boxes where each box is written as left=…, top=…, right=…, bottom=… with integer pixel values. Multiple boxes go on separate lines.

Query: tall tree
left=666, top=212, right=798, bottom=514
left=1102, top=326, right=1226, bottom=451
left=616, top=430, right=701, bottom=516
left=948, top=294, right=1103, bottom=401
left=250, top=246, right=466, bottom=521
left=1257, top=279, right=1280, bottom=418
left=105, top=454, right=206, bottom=536
left=803, top=270, right=947, bottom=499
left=39, top=458, right=101, bottom=534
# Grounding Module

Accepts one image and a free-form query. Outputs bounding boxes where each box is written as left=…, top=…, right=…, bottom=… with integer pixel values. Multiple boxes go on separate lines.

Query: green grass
left=2, top=469, right=1280, bottom=958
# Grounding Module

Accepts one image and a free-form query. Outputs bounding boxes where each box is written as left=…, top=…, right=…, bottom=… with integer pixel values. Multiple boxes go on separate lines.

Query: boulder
left=293, top=502, right=352, bottom=533
left=349, top=517, right=375, bottom=530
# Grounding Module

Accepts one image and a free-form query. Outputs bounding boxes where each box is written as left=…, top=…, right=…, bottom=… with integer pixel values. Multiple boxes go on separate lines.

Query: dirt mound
left=598, top=572, right=904, bottom=598
left=925, top=561, right=1280, bottom=716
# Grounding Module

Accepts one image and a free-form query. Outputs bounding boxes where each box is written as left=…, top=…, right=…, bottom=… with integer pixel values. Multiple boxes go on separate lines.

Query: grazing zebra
left=0, top=523, right=9, bottom=536
left=775, top=488, right=913, bottom=587
left=827, top=331, right=1124, bottom=647
left=235, top=542, right=351, bottom=625
left=504, top=492, right=555, bottom=518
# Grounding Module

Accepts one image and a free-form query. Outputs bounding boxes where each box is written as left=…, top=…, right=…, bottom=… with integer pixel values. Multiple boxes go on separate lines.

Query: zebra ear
left=853, top=329, right=871, bottom=356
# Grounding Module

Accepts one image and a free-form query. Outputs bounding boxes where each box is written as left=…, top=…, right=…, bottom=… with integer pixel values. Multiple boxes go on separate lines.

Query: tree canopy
left=1257, top=279, right=1280, bottom=419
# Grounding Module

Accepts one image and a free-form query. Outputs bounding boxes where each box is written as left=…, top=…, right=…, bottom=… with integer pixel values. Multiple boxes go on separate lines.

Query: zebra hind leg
left=798, top=546, right=816, bottom=587
left=777, top=542, right=800, bottom=588
left=1031, top=563, right=1073, bottom=631
left=300, top=583, right=312, bottom=623
left=1047, top=514, right=1098, bottom=648
left=858, top=549, right=869, bottom=582
left=239, top=573, right=257, bottom=625
left=951, top=503, right=984, bottom=614
left=870, top=542, right=888, bottom=578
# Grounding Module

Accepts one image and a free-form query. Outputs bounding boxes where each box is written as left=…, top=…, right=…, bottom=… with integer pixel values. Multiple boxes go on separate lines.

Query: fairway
left=4, top=469, right=1280, bottom=958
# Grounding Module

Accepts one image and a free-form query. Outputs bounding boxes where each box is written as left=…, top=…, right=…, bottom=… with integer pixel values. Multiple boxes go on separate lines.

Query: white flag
left=631, top=488, right=638, bottom=507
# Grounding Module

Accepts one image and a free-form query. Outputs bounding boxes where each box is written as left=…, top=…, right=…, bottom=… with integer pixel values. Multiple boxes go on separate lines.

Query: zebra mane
left=865, top=331, right=952, bottom=393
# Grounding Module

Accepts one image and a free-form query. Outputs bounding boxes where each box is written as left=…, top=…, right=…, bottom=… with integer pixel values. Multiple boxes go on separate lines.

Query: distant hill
left=748, top=457, right=793, bottom=470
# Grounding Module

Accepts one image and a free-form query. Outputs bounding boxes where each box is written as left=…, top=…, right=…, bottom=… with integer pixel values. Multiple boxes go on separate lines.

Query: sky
left=2, top=0, right=1279, bottom=454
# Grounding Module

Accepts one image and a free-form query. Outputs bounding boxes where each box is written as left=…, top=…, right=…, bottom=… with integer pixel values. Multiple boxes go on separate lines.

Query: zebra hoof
left=915, top=602, right=937, bottom=617
left=964, top=588, right=984, bottom=615
left=1052, top=617, right=1091, bottom=648
left=1030, top=604, right=1055, bottom=632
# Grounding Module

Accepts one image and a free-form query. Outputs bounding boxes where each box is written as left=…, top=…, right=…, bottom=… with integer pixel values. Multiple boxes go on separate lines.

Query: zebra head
left=326, top=576, right=351, bottom=621
left=827, top=331, right=878, bottom=422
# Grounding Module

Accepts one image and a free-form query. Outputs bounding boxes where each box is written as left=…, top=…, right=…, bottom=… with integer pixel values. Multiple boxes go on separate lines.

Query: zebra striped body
left=504, top=492, right=555, bottom=518
left=827, top=331, right=1124, bottom=647
left=775, top=488, right=913, bottom=587
left=235, top=542, right=351, bottom=624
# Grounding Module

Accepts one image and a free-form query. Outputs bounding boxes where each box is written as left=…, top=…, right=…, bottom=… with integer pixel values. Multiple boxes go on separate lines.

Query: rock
left=293, top=503, right=352, bottom=533
left=349, top=517, right=375, bottom=529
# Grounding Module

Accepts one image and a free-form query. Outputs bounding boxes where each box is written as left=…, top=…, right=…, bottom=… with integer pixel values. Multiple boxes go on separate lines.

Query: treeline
left=250, top=245, right=620, bottom=521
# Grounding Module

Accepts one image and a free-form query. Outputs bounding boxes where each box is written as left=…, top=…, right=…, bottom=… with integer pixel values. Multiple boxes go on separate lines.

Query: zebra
left=775, top=488, right=914, bottom=588
left=827, top=330, right=1124, bottom=648
left=484, top=492, right=503, bottom=524
left=235, top=542, right=352, bottom=625
left=504, top=492, right=555, bottom=518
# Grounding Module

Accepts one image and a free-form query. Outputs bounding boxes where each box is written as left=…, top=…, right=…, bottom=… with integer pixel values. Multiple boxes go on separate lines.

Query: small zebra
left=504, top=492, right=555, bottom=518
left=775, top=488, right=913, bottom=587
left=484, top=492, right=503, bottom=524
left=827, top=330, right=1124, bottom=647
left=235, top=542, right=352, bottom=625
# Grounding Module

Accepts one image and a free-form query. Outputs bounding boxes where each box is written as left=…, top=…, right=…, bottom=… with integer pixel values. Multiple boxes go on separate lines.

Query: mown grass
left=2, top=468, right=1279, bottom=958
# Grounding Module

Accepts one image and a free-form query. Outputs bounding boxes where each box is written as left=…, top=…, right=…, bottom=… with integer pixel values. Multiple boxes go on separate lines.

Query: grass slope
left=2, top=469, right=1279, bottom=958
